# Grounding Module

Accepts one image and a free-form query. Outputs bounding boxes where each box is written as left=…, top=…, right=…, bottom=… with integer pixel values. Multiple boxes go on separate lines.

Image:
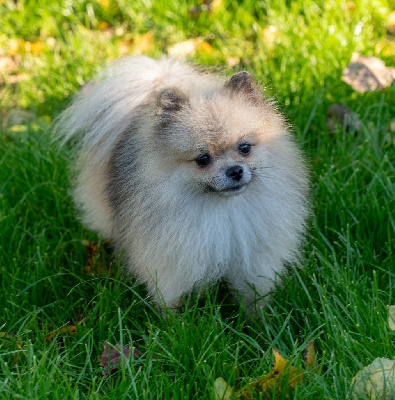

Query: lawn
left=0, top=0, right=394, bottom=398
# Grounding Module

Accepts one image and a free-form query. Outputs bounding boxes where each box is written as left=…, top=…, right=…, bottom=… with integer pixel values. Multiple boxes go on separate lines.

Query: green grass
left=0, top=0, right=394, bottom=398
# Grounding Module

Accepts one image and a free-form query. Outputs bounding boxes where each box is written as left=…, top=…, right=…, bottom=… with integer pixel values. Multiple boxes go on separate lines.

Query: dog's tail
left=53, top=56, right=200, bottom=159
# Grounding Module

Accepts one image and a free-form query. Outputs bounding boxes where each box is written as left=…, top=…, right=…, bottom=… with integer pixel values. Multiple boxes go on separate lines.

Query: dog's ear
left=224, top=71, right=262, bottom=103
left=157, top=88, right=187, bottom=126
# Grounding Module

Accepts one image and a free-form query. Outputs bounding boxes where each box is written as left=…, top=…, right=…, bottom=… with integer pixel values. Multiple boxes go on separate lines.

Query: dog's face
left=153, top=72, right=287, bottom=197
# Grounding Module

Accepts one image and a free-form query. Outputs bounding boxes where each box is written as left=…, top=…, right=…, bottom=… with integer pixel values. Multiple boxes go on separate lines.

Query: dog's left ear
left=157, top=88, right=188, bottom=127
left=224, top=71, right=262, bottom=103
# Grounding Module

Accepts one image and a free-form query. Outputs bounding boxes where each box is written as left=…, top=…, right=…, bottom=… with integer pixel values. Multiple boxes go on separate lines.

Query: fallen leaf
left=262, top=25, right=280, bottom=47
left=214, top=377, right=233, bottom=400
left=82, top=240, right=112, bottom=276
left=98, top=21, right=110, bottom=31
left=118, top=39, right=133, bottom=56
left=99, top=342, right=144, bottom=376
left=226, top=57, right=240, bottom=67
left=167, top=37, right=212, bottom=58
left=326, top=104, right=361, bottom=133
left=2, top=108, right=35, bottom=129
left=198, top=41, right=213, bottom=54
left=235, top=349, right=304, bottom=399
left=344, top=1, right=357, bottom=12
left=342, top=53, right=395, bottom=92
left=45, top=315, right=87, bottom=343
left=133, top=32, right=154, bottom=55
left=387, top=11, right=395, bottom=35
left=349, top=358, right=395, bottom=400
left=303, top=342, right=317, bottom=370
left=388, top=305, right=395, bottom=331
left=97, top=0, right=112, bottom=10
left=25, top=40, right=45, bottom=54
left=168, top=38, right=202, bottom=58
left=46, top=325, right=77, bottom=342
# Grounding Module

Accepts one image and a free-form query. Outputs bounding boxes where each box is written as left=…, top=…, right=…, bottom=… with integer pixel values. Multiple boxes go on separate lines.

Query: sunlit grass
left=0, top=0, right=394, bottom=398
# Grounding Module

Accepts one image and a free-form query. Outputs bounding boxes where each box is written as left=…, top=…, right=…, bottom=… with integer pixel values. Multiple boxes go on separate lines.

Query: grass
left=0, top=0, right=394, bottom=398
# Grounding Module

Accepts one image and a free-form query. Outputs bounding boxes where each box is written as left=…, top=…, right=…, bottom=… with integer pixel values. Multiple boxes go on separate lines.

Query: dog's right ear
left=157, top=89, right=187, bottom=127
left=224, top=71, right=262, bottom=104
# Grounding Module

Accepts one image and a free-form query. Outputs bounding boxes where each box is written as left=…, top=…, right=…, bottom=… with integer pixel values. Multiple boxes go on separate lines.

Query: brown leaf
left=45, top=315, right=87, bottom=343
left=342, top=53, right=395, bottom=93
left=326, top=104, right=361, bottom=133
left=99, top=342, right=144, bottom=376
left=2, top=108, right=35, bottom=129
left=45, top=325, right=77, bottom=343
left=82, top=240, right=112, bottom=276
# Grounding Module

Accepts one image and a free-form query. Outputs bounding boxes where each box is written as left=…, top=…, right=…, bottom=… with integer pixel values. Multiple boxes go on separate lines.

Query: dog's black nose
left=226, top=165, right=243, bottom=181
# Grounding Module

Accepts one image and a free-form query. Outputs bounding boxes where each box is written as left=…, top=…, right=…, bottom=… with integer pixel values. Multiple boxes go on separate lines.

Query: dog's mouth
left=205, top=183, right=247, bottom=196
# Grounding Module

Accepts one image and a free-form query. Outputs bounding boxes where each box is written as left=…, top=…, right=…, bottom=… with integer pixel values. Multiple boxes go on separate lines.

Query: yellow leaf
left=46, top=325, right=77, bottom=342
left=133, top=32, right=154, bottom=55
left=96, top=0, right=111, bottom=10
left=118, top=39, right=133, bottom=56
left=29, top=41, right=45, bottom=54
left=6, top=39, right=20, bottom=56
left=304, top=341, right=317, bottom=370
left=168, top=38, right=202, bottom=58
left=98, top=21, right=110, bottom=31
left=168, top=37, right=211, bottom=58
left=234, top=349, right=304, bottom=399
left=197, top=41, right=213, bottom=54
left=262, top=25, right=280, bottom=48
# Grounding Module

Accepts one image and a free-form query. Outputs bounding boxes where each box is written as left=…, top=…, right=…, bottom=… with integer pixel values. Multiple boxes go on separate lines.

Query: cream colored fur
left=55, top=56, right=309, bottom=311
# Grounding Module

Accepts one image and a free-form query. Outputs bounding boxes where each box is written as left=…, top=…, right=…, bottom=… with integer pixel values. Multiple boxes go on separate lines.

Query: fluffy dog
left=56, top=56, right=309, bottom=311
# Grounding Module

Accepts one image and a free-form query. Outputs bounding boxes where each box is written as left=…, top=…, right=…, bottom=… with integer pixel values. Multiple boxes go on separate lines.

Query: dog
left=56, top=56, right=309, bottom=312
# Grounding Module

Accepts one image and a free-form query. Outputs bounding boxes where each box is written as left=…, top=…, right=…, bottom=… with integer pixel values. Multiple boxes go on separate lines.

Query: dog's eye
left=195, top=153, right=211, bottom=167
left=238, top=143, right=251, bottom=156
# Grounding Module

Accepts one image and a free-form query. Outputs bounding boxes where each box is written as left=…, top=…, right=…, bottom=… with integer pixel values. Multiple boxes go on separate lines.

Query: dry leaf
left=388, top=305, right=395, bottom=331
left=326, top=104, right=361, bottom=133
left=349, top=358, right=395, bottom=400
left=46, top=325, right=77, bottom=342
left=2, top=108, right=35, bottom=129
left=387, top=11, right=395, bottom=35
left=133, top=32, right=154, bottom=55
left=198, top=41, right=213, bottom=54
left=167, top=37, right=211, bottom=58
left=303, top=342, right=317, bottom=370
left=99, top=342, right=144, bottom=376
left=98, top=21, right=110, bottom=31
left=214, top=377, right=233, bottom=400
left=168, top=38, right=202, bottom=58
left=118, top=39, right=133, bottom=56
left=342, top=54, right=395, bottom=92
left=97, top=0, right=112, bottom=10
left=344, top=1, right=357, bottom=12
left=235, top=349, right=304, bottom=399
left=226, top=57, right=240, bottom=67
left=82, top=240, right=111, bottom=276
left=262, top=25, right=280, bottom=47
left=214, top=349, right=305, bottom=400
left=25, top=41, right=45, bottom=54
left=45, top=315, right=87, bottom=343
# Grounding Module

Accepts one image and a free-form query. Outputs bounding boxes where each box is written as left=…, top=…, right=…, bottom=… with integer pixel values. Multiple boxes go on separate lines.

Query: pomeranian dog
left=56, top=56, right=309, bottom=312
